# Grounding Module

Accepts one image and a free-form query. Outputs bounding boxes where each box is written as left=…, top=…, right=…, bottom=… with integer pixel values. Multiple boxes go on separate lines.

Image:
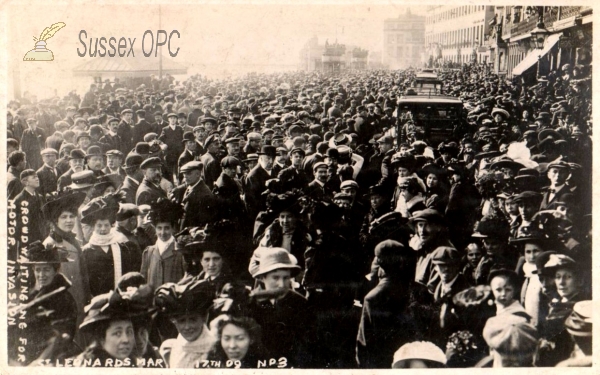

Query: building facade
left=383, top=9, right=425, bottom=69
left=487, top=6, right=592, bottom=80
left=424, top=6, right=495, bottom=67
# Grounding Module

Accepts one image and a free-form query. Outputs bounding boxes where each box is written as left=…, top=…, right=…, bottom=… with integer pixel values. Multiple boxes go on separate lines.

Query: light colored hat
left=483, top=313, right=538, bottom=356
left=249, top=247, right=300, bottom=278
left=392, top=341, right=446, bottom=368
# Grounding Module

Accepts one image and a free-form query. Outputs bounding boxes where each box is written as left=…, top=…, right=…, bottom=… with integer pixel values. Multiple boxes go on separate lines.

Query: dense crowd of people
left=7, top=61, right=593, bottom=368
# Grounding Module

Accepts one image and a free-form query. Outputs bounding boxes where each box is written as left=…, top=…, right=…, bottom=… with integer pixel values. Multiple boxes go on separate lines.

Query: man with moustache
left=136, top=157, right=168, bottom=206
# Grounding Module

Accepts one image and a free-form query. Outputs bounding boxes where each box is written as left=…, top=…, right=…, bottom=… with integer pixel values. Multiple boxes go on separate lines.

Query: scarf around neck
left=88, top=231, right=120, bottom=246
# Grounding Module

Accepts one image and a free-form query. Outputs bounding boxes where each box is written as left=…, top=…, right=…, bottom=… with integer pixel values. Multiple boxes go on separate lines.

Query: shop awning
left=512, top=33, right=561, bottom=76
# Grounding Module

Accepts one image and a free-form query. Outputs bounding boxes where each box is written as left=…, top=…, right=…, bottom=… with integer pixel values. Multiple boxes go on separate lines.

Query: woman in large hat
left=42, top=190, right=90, bottom=325
left=81, top=193, right=142, bottom=297
left=257, top=190, right=311, bottom=269
left=417, top=162, right=449, bottom=213
left=537, top=254, right=588, bottom=366
left=155, top=280, right=218, bottom=368
left=74, top=283, right=155, bottom=367
left=140, top=198, right=185, bottom=289
left=11, top=241, right=79, bottom=366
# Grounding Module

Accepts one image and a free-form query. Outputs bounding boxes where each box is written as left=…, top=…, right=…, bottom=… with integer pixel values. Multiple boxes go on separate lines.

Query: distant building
left=383, top=8, right=425, bottom=69
left=424, top=6, right=495, bottom=67
left=299, top=37, right=370, bottom=72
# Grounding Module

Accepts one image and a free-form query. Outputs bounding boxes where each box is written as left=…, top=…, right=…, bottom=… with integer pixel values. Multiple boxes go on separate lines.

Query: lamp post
left=528, top=6, right=550, bottom=49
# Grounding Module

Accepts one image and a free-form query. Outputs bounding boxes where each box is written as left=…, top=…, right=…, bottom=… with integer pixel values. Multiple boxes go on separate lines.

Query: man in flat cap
left=179, top=160, right=216, bottom=230
left=277, top=147, right=309, bottom=193
left=177, top=131, right=200, bottom=183
left=136, top=157, right=167, bottom=206
left=158, top=113, right=184, bottom=182
left=540, top=160, right=576, bottom=210
left=187, top=99, right=204, bottom=128
left=36, top=148, right=59, bottom=196
left=200, top=133, right=222, bottom=190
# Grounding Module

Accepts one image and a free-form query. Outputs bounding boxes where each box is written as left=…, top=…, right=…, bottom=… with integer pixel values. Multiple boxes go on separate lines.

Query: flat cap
left=431, top=246, right=461, bottom=265
left=140, top=156, right=162, bottom=169
left=180, top=161, right=203, bottom=173
left=41, top=148, right=58, bottom=156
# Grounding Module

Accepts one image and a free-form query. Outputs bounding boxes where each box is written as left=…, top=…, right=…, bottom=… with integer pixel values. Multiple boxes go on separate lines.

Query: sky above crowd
left=7, top=3, right=427, bottom=98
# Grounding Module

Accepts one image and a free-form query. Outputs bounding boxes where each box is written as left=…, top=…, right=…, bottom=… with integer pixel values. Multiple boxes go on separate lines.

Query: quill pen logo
left=23, top=22, right=66, bottom=61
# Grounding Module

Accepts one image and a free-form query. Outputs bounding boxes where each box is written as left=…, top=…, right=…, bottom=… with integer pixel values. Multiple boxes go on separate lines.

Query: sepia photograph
left=2, top=1, right=595, bottom=370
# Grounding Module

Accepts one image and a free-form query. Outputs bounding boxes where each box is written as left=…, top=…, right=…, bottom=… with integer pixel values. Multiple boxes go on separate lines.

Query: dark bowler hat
left=472, top=215, right=510, bottom=239
left=257, top=145, right=277, bottom=157
left=124, top=153, right=144, bottom=169
left=76, top=131, right=91, bottom=141
left=85, top=145, right=105, bottom=159
left=325, top=147, right=339, bottom=159
left=69, top=170, right=95, bottom=190
left=204, top=134, right=220, bottom=148
left=134, top=142, right=151, bottom=156
left=182, top=131, right=195, bottom=143
left=140, top=156, right=162, bottom=170
left=431, top=246, right=461, bottom=265
left=180, top=161, right=203, bottom=173
left=20, top=169, right=36, bottom=180
left=19, top=241, right=71, bottom=265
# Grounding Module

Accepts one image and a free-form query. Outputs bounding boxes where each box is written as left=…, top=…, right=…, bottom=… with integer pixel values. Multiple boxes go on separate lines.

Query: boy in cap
left=36, top=148, right=59, bottom=195
left=277, top=147, right=309, bottom=192
left=179, top=161, right=216, bottom=230
left=117, top=108, right=135, bottom=154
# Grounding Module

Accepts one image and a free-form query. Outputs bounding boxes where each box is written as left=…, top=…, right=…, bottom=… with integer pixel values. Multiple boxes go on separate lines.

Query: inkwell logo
left=23, top=22, right=66, bottom=61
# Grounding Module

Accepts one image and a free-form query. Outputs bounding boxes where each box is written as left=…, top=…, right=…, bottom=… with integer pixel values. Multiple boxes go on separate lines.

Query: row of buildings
left=299, top=6, right=592, bottom=80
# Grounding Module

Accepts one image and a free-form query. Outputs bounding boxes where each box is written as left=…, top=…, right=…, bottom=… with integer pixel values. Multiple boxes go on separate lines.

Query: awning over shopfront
left=512, top=33, right=562, bottom=76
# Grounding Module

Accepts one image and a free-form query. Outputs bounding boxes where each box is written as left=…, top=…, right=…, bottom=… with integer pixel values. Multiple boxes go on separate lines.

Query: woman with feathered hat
left=74, top=283, right=155, bottom=367
left=42, top=190, right=91, bottom=325
left=81, top=193, right=142, bottom=297
left=155, top=280, right=218, bottom=368
left=10, top=241, right=79, bottom=366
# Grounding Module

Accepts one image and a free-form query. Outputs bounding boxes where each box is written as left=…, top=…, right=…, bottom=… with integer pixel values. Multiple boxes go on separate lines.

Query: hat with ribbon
left=19, top=241, right=71, bottom=265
